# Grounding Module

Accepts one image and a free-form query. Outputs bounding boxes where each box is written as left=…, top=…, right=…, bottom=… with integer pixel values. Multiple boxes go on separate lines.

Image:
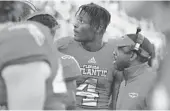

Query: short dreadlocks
left=76, top=3, right=111, bottom=31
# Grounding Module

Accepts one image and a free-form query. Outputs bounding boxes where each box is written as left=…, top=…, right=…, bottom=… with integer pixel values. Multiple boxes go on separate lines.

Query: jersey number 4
left=76, top=78, right=99, bottom=107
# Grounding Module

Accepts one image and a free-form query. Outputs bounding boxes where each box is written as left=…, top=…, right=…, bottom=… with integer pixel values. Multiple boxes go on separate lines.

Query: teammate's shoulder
left=1, top=21, right=50, bottom=34
left=22, top=21, right=51, bottom=35
left=56, top=36, right=75, bottom=45
left=0, top=21, right=54, bottom=51
left=55, top=36, right=75, bottom=50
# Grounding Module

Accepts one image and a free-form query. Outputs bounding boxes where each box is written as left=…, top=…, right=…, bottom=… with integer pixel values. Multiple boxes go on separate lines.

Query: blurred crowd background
left=30, top=0, right=166, bottom=70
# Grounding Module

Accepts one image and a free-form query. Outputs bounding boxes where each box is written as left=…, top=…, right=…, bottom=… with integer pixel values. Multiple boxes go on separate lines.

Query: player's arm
left=65, top=80, right=77, bottom=110
left=62, top=56, right=81, bottom=110
left=110, top=70, right=124, bottom=110
left=2, top=61, right=51, bottom=110
left=62, top=55, right=81, bottom=81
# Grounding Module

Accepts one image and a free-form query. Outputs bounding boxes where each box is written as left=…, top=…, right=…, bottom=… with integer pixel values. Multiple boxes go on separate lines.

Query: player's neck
left=81, top=39, right=104, bottom=52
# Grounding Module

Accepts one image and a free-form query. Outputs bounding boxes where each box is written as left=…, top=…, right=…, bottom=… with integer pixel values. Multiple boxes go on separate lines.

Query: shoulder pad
left=7, top=22, right=50, bottom=46
left=55, top=36, right=74, bottom=50
left=4, top=21, right=51, bottom=35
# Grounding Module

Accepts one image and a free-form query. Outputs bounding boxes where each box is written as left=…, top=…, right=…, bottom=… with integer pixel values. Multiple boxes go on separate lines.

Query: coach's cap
left=116, top=33, right=155, bottom=66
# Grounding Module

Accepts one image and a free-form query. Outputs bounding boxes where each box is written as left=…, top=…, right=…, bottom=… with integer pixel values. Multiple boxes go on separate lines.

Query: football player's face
left=115, top=46, right=132, bottom=71
left=74, top=11, right=95, bottom=42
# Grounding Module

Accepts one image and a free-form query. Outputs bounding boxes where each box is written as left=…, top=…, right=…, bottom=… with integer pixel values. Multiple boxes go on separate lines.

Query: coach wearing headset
left=114, top=29, right=156, bottom=110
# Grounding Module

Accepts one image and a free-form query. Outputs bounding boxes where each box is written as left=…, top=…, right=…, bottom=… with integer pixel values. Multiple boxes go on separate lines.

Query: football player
left=56, top=3, right=122, bottom=110
left=27, top=12, right=81, bottom=110
left=0, top=1, right=65, bottom=110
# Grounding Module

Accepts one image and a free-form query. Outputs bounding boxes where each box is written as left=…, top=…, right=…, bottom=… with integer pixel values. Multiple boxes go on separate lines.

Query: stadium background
left=30, top=0, right=166, bottom=70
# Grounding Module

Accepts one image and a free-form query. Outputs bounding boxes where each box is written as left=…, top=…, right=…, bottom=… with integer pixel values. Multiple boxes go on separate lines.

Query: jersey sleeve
left=0, top=22, right=55, bottom=71
left=60, top=54, right=81, bottom=81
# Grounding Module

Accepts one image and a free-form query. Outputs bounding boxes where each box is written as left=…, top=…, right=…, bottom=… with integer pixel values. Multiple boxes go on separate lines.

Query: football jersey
left=0, top=21, right=64, bottom=110
left=57, top=37, right=117, bottom=109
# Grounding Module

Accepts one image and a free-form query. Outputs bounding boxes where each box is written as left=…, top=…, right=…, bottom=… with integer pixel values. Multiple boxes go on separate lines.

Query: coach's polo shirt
left=116, top=62, right=156, bottom=110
